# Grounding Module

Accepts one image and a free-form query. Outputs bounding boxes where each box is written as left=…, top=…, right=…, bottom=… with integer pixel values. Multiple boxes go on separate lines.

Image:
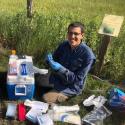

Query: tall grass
left=0, top=0, right=125, bottom=80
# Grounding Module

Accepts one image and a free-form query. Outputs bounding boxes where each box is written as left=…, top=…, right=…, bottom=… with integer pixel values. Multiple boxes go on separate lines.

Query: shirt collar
left=67, top=41, right=84, bottom=53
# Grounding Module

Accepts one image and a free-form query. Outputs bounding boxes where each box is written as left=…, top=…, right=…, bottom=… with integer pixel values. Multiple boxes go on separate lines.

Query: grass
left=1, top=0, right=125, bottom=16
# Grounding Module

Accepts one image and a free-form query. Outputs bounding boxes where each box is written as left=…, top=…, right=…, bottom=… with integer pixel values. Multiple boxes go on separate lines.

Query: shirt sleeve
left=52, top=43, right=64, bottom=61
left=56, top=58, right=94, bottom=85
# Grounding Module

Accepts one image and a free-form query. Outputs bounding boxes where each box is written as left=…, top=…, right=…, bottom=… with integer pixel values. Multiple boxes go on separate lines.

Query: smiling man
left=43, top=22, right=96, bottom=104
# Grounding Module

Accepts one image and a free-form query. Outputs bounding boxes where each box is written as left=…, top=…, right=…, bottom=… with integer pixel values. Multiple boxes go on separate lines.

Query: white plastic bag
left=51, top=104, right=79, bottom=113
left=48, top=110, right=81, bottom=125
left=24, top=99, right=49, bottom=113
left=37, top=114, right=54, bottom=125
left=82, top=106, right=112, bottom=125
left=83, top=95, right=107, bottom=108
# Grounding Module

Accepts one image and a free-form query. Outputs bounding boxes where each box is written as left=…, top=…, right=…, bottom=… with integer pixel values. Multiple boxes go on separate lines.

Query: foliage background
left=0, top=0, right=125, bottom=81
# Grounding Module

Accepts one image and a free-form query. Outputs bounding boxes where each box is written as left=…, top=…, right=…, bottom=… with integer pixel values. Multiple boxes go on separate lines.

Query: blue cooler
left=7, top=56, right=35, bottom=100
left=7, top=83, right=35, bottom=100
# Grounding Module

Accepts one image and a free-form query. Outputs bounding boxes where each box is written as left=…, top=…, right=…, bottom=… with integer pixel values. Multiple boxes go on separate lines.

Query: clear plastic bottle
left=8, top=50, right=18, bottom=75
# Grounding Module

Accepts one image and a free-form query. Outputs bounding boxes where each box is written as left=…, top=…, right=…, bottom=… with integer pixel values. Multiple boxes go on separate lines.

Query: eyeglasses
left=68, top=31, right=81, bottom=36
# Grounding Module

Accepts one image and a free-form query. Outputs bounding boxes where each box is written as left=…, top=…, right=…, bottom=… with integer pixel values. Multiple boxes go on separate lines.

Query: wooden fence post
left=27, top=0, right=33, bottom=18
left=94, top=35, right=111, bottom=75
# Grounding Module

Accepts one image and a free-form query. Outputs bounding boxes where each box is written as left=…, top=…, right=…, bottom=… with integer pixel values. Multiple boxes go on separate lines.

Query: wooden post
left=95, top=35, right=111, bottom=75
left=27, top=0, right=33, bottom=18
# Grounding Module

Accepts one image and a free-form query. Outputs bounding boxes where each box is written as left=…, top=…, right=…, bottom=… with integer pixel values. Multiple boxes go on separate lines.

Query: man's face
left=67, top=26, right=83, bottom=48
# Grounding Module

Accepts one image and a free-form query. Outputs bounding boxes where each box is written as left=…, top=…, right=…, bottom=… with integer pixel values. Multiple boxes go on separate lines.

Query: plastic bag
left=37, top=114, right=54, bottom=125
left=48, top=110, right=81, bottom=125
left=82, top=106, right=112, bottom=125
left=51, top=104, right=79, bottom=113
left=83, top=95, right=107, bottom=108
left=24, top=99, right=49, bottom=113
left=6, top=103, right=17, bottom=119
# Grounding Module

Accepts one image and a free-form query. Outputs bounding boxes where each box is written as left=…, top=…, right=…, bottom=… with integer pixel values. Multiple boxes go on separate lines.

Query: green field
left=1, top=0, right=125, bottom=17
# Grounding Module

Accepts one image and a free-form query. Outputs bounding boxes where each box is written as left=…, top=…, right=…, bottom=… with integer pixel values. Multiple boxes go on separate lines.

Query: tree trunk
left=27, top=0, right=33, bottom=18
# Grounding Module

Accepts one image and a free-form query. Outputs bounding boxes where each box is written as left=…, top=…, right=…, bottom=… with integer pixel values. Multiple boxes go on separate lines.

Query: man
left=43, top=22, right=95, bottom=104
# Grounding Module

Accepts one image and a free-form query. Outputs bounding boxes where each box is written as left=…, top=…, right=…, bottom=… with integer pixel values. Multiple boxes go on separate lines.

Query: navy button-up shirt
left=49, top=40, right=96, bottom=96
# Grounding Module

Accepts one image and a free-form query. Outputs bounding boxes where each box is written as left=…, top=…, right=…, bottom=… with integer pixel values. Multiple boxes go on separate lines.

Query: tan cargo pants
left=42, top=89, right=68, bottom=104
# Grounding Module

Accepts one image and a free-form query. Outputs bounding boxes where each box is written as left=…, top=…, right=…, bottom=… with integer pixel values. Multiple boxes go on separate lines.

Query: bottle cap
left=12, top=50, right=16, bottom=55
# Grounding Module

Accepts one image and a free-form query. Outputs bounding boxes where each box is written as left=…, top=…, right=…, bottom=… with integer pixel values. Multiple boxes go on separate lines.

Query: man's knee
left=42, top=92, right=57, bottom=104
left=42, top=90, right=68, bottom=104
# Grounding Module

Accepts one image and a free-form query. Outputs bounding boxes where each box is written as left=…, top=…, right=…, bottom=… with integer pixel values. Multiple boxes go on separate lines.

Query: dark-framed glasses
left=68, top=31, right=81, bottom=36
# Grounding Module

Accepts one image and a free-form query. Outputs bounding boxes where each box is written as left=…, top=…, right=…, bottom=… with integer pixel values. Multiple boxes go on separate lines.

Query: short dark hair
left=68, top=22, right=85, bottom=33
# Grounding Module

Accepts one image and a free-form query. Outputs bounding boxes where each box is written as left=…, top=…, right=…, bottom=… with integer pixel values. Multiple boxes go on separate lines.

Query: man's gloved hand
left=46, top=53, right=53, bottom=62
left=49, top=60, right=63, bottom=71
left=46, top=53, right=63, bottom=71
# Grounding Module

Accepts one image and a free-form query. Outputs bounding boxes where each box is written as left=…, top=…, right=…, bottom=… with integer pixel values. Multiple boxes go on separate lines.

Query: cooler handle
left=15, top=85, right=26, bottom=96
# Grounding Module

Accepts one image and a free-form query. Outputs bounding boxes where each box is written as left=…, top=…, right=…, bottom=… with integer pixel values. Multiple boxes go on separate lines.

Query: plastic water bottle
left=8, top=50, right=18, bottom=75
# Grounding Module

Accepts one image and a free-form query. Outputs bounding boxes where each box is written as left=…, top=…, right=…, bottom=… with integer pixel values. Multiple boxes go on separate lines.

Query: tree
left=27, top=0, right=33, bottom=18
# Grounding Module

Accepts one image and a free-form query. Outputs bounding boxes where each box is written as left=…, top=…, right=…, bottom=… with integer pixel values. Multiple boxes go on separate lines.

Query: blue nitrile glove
left=46, top=53, right=53, bottom=62
left=46, top=53, right=66, bottom=72
left=49, top=60, right=63, bottom=71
